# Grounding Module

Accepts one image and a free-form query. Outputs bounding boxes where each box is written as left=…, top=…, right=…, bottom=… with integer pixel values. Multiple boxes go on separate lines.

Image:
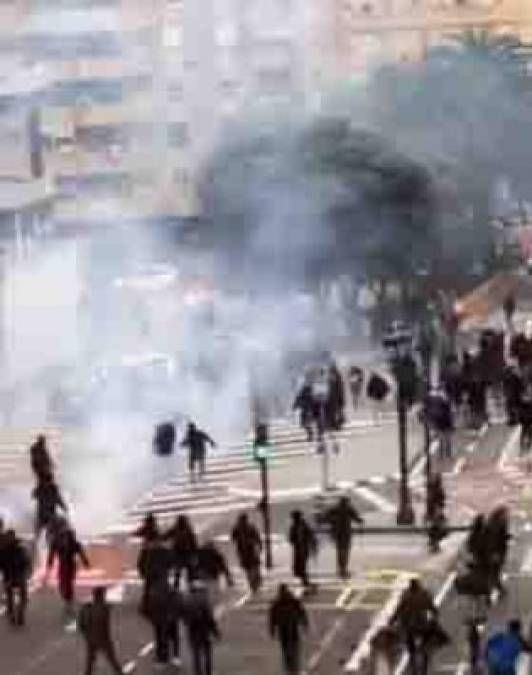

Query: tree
left=199, top=116, right=437, bottom=304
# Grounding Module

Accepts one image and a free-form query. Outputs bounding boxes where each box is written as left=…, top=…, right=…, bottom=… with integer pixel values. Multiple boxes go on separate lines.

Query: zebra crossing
left=116, top=415, right=396, bottom=532
left=0, top=426, right=61, bottom=483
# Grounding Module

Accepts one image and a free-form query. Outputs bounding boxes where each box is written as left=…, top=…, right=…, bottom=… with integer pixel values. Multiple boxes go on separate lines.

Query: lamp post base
left=396, top=501, right=415, bottom=526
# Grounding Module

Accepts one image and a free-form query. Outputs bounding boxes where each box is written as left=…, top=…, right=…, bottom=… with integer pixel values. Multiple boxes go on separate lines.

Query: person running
left=163, top=514, right=198, bottom=590
left=145, top=576, right=183, bottom=668
left=485, top=619, right=531, bottom=675
left=47, top=525, right=90, bottom=616
left=181, top=422, right=216, bottom=483
left=293, top=378, right=318, bottom=441
left=194, top=541, right=233, bottom=600
left=231, top=513, right=262, bottom=594
left=269, top=583, right=308, bottom=675
left=288, top=510, right=317, bottom=593
left=133, top=512, right=160, bottom=544
left=1, top=529, right=30, bottom=627
left=32, top=473, right=68, bottom=547
left=78, top=586, right=125, bottom=675
left=324, top=496, right=364, bottom=579
left=29, top=434, right=54, bottom=482
left=183, top=581, right=220, bottom=675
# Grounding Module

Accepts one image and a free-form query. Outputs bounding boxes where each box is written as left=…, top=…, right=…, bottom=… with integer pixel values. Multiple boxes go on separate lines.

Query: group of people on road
left=0, top=435, right=91, bottom=628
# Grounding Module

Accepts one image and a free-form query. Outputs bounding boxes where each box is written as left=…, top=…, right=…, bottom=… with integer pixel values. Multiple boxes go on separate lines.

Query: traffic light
left=253, top=423, right=270, bottom=462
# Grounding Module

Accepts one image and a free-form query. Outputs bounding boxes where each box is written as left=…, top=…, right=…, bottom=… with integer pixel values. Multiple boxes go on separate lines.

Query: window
left=167, top=80, right=184, bottom=102
left=167, top=122, right=189, bottom=148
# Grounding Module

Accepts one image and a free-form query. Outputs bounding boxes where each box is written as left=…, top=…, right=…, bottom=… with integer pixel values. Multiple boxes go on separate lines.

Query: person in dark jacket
left=32, top=473, right=68, bottom=544
left=29, top=434, right=54, bottom=482
left=163, top=514, right=198, bottom=590
left=288, top=510, right=317, bottom=592
left=325, top=496, right=364, bottom=579
left=137, top=538, right=173, bottom=616
left=293, top=380, right=318, bottom=441
left=366, top=372, right=390, bottom=424
left=184, top=581, right=220, bottom=675
left=181, top=422, right=216, bottom=483
left=145, top=577, right=183, bottom=667
left=269, top=583, right=308, bottom=674
left=194, top=541, right=233, bottom=598
left=231, top=513, right=262, bottom=593
left=133, top=512, right=160, bottom=544
left=503, top=363, right=524, bottom=427
left=425, top=388, right=454, bottom=459
left=47, top=525, right=90, bottom=614
left=393, top=579, right=437, bottom=675
left=78, top=586, right=124, bottom=675
left=485, top=507, right=511, bottom=595
left=326, top=362, right=345, bottom=431
left=1, top=529, right=30, bottom=626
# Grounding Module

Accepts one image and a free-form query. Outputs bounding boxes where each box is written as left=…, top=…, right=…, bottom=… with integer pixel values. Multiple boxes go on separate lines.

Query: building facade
left=0, top=0, right=530, bottom=222
left=329, top=0, right=532, bottom=77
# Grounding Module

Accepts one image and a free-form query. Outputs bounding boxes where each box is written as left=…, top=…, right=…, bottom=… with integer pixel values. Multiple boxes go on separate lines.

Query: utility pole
left=254, top=422, right=273, bottom=569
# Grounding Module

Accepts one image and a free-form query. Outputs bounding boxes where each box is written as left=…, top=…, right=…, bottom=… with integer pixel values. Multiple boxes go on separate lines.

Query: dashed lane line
left=498, top=426, right=521, bottom=470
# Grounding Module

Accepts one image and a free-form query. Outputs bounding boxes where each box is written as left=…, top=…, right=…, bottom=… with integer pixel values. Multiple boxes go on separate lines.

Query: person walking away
left=485, top=507, right=511, bottom=597
left=29, top=434, right=54, bottom=482
left=426, top=387, right=454, bottom=459
left=145, top=576, right=183, bottom=668
left=181, top=422, right=216, bottom=483
left=288, top=510, right=318, bottom=593
left=503, top=362, right=524, bottom=427
left=269, top=583, right=308, bottom=675
left=1, top=529, right=30, bottom=626
left=293, top=378, right=318, bottom=442
left=325, top=496, right=364, bottom=579
left=392, top=579, right=437, bottom=675
left=78, top=586, right=125, bottom=675
left=485, top=619, right=531, bottom=675
left=348, top=366, right=364, bottom=411
left=32, top=473, right=68, bottom=551
left=47, top=525, right=90, bottom=616
left=132, top=512, right=160, bottom=544
left=194, top=540, right=233, bottom=601
left=137, top=536, right=173, bottom=617
left=163, top=514, right=198, bottom=590
left=183, top=581, right=220, bottom=675
left=366, top=372, right=390, bottom=424
left=231, top=513, right=262, bottom=593
left=326, top=361, right=346, bottom=431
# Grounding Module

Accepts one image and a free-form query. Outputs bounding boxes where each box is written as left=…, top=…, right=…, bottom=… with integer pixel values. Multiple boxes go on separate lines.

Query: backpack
left=485, top=631, right=520, bottom=672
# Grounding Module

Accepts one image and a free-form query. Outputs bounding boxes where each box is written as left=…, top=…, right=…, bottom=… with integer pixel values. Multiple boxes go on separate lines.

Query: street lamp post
left=253, top=422, right=273, bottom=570
left=383, top=324, right=416, bottom=526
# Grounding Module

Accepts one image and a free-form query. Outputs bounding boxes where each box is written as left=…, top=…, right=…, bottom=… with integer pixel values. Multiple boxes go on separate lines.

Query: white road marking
left=139, top=642, right=154, bottom=657
left=123, top=662, right=136, bottom=674
left=498, top=426, right=521, bottom=470
left=344, top=573, right=412, bottom=672
left=351, top=485, right=396, bottom=514
left=521, top=547, right=532, bottom=574
left=453, top=457, right=466, bottom=475
left=410, top=440, right=439, bottom=481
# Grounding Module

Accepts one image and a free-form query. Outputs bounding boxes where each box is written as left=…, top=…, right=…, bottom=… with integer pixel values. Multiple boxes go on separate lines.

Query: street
left=2, top=395, right=530, bottom=674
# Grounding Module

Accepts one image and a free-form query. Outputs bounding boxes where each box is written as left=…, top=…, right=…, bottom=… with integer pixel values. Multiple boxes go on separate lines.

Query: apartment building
left=330, top=0, right=532, bottom=76
left=0, top=1, right=530, bottom=223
